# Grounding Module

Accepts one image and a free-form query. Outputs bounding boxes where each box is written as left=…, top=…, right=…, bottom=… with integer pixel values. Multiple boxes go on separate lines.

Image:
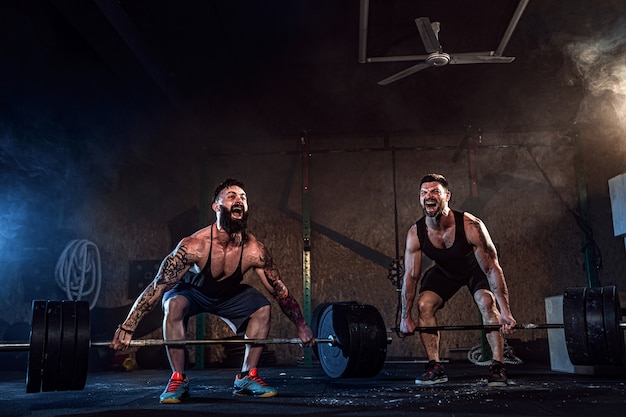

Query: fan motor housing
left=426, top=52, right=450, bottom=66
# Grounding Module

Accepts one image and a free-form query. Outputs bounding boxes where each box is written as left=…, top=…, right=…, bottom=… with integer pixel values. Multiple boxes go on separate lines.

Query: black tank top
left=185, top=226, right=245, bottom=298
left=416, top=210, right=479, bottom=279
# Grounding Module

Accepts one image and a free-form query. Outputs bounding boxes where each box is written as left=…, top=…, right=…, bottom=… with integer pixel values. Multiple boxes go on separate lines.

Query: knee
left=250, top=305, right=271, bottom=325
left=474, top=290, right=495, bottom=309
left=417, top=296, right=439, bottom=317
left=163, top=296, right=189, bottom=322
left=474, top=291, right=498, bottom=320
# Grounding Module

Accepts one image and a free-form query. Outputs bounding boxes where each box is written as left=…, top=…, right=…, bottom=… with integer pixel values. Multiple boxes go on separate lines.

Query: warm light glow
left=565, top=34, right=626, bottom=123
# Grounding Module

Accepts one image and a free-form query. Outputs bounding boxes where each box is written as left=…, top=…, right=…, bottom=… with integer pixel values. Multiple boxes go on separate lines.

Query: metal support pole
left=301, top=131, right=313, bottom=366
left=465, top=126, right=492, bottom=362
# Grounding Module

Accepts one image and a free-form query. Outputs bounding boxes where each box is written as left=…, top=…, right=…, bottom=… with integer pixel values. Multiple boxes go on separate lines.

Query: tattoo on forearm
left=124, top=246, right=190, bottom=330
left=262, top=246, right=305, bottom=326
left=133, top=286, right=159, bottom=319
left=276, top=293, right=305, bottom=326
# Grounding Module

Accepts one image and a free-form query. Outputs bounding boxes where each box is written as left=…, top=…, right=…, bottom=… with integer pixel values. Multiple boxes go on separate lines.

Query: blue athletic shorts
left=419, top=264, right=491, bottom=304
left=162, top=282, right=271, bottom=334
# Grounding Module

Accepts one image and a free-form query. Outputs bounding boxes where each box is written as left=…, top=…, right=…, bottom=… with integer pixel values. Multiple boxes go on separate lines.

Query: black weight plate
left=334, top=303, right=387, bottom=378
left=602, top=286, right=625, bottom=365
left=26, top=301, right=47, bottom=393
left=311, top=301, right=358, bottom=359
left=57, top=301, right=78, bottom=391
left=584, top=287, right=608, bottom=365
left=563, top=287, right=590, bottom=365
left=42, top=301, right=62, bottom=392
left=317, top=304, right=350, bottom=378
left=311, top=303, right=332, bottom=360
left=71, top=301, right=90, bottom=390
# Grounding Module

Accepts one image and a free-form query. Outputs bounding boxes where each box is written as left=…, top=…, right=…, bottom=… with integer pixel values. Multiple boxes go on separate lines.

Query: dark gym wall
left=16, top=127, right=617, bottom=364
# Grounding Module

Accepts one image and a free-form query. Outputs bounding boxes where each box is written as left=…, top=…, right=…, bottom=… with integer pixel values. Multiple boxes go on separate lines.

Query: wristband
left=117, top=324, right=135, bottom=335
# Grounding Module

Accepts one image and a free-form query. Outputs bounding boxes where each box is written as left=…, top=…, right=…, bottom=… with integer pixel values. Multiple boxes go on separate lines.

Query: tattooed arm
left=253, top=241, right=314, bottom=346
left=465, top=213, right=516, bottom=332
left=110, top=238, right=200, bottom=350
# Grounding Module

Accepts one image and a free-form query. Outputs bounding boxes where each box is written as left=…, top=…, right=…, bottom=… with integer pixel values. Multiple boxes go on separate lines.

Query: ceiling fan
left=377, top=17, right=516, bottom=86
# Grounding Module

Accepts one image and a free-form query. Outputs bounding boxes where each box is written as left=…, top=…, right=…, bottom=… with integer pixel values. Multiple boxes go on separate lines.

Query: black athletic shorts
left=419, top=264, right=491, bottom=304
left=162, top=282, right=271, bottom=334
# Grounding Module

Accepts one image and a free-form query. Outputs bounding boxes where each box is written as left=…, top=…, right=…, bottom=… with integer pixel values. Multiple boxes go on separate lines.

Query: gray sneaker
left=415, top=361, right=448, bottom=385
left=487, top=360, right=508, bottom=387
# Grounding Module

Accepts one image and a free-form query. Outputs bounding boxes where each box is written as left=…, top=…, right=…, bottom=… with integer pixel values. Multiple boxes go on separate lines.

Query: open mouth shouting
left=424, top=199, right=438, bottom=214
left=230, top=203, right=245, bottom=219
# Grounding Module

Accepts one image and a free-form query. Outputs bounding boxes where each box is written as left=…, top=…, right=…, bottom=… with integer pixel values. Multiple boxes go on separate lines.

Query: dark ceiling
left=4, top=0, right=626, bottom=145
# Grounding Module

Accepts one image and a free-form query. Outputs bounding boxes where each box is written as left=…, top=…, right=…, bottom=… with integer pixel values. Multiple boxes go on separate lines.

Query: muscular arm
left=254, top=244, right=306, bottom=329
left=121, top=241, right=196, bottom=331
left=400, top=224, right=421, bottom=333
left=466, top=215, right=513, bottom=317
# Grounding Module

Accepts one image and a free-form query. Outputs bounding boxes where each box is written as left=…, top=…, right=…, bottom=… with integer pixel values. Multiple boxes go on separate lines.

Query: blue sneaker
left=233, top=368, right=278, bottom=397
left=159, top=372, right=189, bottom=404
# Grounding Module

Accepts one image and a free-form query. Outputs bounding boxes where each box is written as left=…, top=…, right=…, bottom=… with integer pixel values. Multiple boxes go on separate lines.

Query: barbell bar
left=5, top=321, right=622, bottom=351
left=395, top=322, right=626, bottom=332
left=0, top=336, right=340, bottom=352
left=394, top=323, right=567, bottom=332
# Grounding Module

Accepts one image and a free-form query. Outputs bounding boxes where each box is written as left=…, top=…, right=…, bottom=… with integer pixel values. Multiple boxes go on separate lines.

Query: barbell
left=0, top=286, right=623, bottom=393
left=388, top=285, right=625, bottom=367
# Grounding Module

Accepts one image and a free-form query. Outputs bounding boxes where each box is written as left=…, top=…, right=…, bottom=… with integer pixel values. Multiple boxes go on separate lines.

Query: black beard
left=219, top=205, right=248, bottom=234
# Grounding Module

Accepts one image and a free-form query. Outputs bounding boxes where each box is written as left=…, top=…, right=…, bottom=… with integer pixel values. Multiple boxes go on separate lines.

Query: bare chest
left=198, top=245, right=245, bottom=280
left=426, top=225, right=456, bottom=249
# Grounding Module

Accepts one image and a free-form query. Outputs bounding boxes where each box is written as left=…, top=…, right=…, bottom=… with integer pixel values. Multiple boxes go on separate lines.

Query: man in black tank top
left=400, top=174, right=517, bottom=387
left=110, top=178, right=315, bottom=403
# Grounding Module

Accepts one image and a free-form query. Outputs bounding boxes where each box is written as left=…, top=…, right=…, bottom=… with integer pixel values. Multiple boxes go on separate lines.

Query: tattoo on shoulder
left=259, top=243, right=269, bottom=264
left=258, top=246, right=289, bottom=297
left=470, top=219, right=497, bottom=259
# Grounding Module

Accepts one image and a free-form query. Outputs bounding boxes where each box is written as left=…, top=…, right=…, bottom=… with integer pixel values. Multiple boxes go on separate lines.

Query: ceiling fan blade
left=415, top=17, right=440, bottom=53
left=378, top=63, right=430, bottom=85
left=449, top=55, right=516, bottom=65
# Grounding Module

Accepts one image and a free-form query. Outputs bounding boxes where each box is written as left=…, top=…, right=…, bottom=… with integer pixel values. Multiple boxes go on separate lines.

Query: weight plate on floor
left=602, top=286, right=625, bottom=365
left=311, top=302, right=332, bottom=360
left=42, top=301, right=62, bottom=392
left=57, top=301, right=78, bottom=391
left=26, top=300, right=47, bottom=393
left=563, top=287, right=590, bottom=365
left=334, top=303, right=387, bottom=378
left=584, top=287, right=608, bottom=365
left=311, top=301, right=358, bottom=360
left=317, top=304, right=349, bottom=378
left=71, top=301, right=90, bottom=391
left=317, top=303, right=387, bottom=378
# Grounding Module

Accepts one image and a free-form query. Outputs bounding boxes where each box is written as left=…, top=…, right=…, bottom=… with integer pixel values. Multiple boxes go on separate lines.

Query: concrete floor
left=2, top=359, right=626, bottom=417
